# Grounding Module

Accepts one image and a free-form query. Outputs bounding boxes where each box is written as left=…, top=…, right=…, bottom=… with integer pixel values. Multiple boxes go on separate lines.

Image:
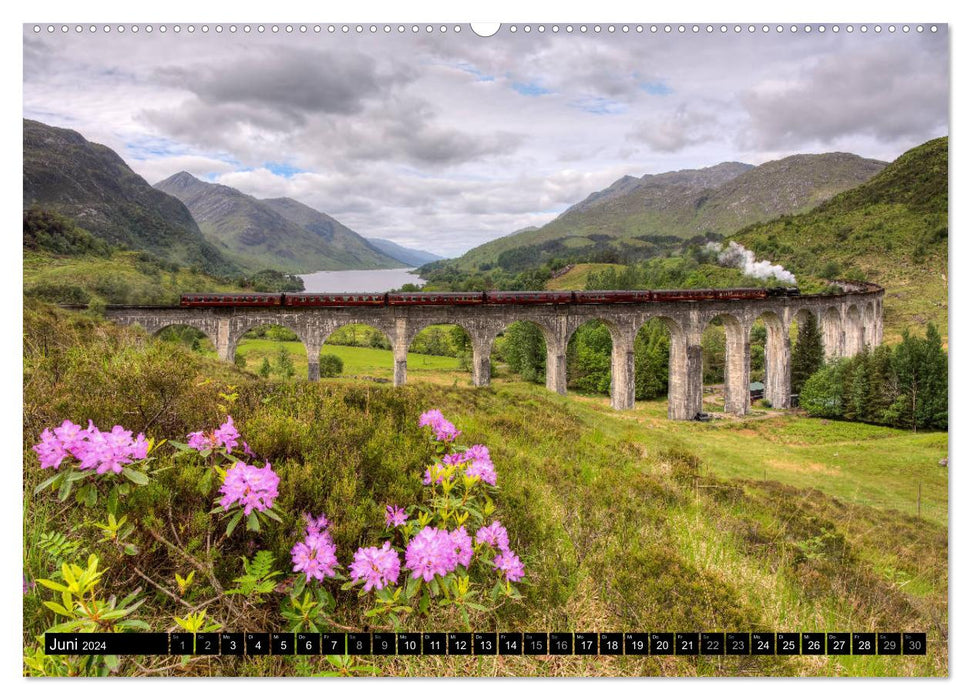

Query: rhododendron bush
left=27, top=406, right=526, bottom=672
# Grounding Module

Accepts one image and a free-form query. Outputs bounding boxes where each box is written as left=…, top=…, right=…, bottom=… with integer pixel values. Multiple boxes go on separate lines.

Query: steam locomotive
left=180, top=287, right=800, bottom=308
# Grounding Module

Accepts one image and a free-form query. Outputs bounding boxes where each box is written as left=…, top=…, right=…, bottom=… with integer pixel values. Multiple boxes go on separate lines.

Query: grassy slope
left=735, top=137, right=948, bottom=342
left=454, top=155, right=885, bottom=271
left=23, top=250, right=242, bottom=306
left=545, top=264, right=627, bottom=290
left=23, top=303, right=947, bottom=677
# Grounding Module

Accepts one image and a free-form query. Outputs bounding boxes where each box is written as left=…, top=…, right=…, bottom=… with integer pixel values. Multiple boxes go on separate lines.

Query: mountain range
left=154, top=172, right=404, bottom=273
left=364, top=238, right=441, bottom=267
left=451, top=152, right=888, bottom=270
left=23, top=119, right=238, bottom=276
left=23, top=118, right=440, bottom=275
left=734, top=136, right=948, bottom=341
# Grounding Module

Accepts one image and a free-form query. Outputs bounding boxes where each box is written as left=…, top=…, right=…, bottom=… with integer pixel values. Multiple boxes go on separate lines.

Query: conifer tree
left=791, top=314, right=825, bottom=395
left=918, top=323, right=948, bottom=429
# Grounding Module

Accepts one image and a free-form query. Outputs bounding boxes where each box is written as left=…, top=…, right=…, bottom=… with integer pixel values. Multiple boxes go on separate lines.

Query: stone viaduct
left=104, top=283, right=883, bottom=420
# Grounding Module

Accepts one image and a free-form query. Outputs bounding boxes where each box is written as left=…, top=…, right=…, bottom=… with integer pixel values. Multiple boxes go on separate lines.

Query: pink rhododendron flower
left=461, top=444, right=497, bottom=485
left=33, top=420, right=147, bottom=474
left=475, top=520, right=510, bottom=552
left=32, top=428, right=69, bottom=470
left=187, top=416, right=239, bottom=454
left=418, top=409, right=460, bottom=443
left=385, top=504, right=407, bottom=528
left=493, top=549, right=525, bottom=583
left=349, top=542, right=401, bottom=591
left=53, top=420, right=87, bottom=455
left=213, top=416, right=240, bottom=453
left=291, top=515, right=340, bottom=583
left=405, top=526, right=459, bottom=581
left=450, top=526, right=473, bottom=568
left=218, top=461, right=279, bottom=514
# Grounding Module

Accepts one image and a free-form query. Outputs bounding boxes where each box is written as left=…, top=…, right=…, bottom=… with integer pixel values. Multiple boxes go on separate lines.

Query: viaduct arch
left=104, top=282, right=883, bottom=420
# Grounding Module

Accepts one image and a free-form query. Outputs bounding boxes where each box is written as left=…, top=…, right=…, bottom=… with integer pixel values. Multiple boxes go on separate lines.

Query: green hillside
left=156, top=172, right=402, bottom=273
left=451, top=153, right=886, bottom=271
left=23, top=209, right=303, bottom=306
left=23, top=302, right=947, bottom=677
left=736, top=137, right=948, bottom=342
left=22, top=119, right=238, bottom=277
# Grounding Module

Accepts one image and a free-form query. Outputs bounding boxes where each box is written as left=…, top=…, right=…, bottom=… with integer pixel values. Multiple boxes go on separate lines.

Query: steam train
left=180, top=287, right=800, bottom=308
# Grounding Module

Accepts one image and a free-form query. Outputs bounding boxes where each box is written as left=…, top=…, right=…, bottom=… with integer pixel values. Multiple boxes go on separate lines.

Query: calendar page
left=22, top=20, right=948, bottom=679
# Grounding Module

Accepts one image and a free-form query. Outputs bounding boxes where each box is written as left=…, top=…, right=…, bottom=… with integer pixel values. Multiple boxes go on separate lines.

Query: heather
left=23, top=301, right=947, bottom=677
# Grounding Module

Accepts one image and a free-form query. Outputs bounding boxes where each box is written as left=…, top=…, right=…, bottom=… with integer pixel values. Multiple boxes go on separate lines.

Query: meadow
left=23, top=301, right=948, bottom=677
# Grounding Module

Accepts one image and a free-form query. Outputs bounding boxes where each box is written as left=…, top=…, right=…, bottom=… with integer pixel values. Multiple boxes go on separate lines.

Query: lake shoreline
left=298, top=267, right=425, bottom=293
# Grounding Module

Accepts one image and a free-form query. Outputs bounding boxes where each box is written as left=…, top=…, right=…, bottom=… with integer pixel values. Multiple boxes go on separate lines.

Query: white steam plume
left=704, top=241, right=797, bottom=285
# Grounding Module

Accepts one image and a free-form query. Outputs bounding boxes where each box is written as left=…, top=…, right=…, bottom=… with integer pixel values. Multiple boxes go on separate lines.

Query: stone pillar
left=684, top=343, right=704, bottom=420
left=724, top=328, right=751, bottom=416
left=306, top=343, right=321, bottom=381
left=471, top=337, right=492, bottom=387
left=610, top=331, right=635, bottom=410
left=393, top=318, right=408, bottom=387
left=667, top=334, right=688, bottom=420
left=875, top=300, right=884, bottom=346
left=764, top=326, right=791, bottom=409
left=823, top=312, right=844, bottom=359
left=848, top=317, right=865, bottom=355
left=215, top=316, right=233, bottom=362
left=545, top=340, right=567, bottom=395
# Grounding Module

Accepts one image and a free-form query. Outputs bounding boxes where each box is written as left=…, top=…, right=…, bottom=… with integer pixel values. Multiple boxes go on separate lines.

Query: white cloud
left=22, top=27, right=949, bottom=258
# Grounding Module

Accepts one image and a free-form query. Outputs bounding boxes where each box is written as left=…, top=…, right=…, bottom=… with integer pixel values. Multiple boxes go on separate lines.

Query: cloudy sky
left=23, top=24, right=949, bottom=257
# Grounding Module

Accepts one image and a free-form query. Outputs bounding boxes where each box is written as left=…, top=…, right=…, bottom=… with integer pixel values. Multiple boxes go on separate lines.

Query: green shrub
left=318, top=354, right=343, bottom=378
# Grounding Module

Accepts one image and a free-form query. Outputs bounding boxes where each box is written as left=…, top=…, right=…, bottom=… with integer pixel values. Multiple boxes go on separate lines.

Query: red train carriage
left=180, top=293, right=283, bottom=307
left=283, top=293, right=386, bottom=307
left=572, top=290, right=655, bottom=304
left=708, top=288, right=768, bottom=301
left=484, top=291, right=574, bottom=305
left=386, top=292, right=485, bottom=306
left=652, top=289, right=708, bottom=302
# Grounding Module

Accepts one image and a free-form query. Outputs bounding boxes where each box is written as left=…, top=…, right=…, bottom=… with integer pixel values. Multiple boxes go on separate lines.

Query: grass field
left=23, top=302, right=948, bottom=677
left=222, top=338, right=949, bottom=526
left=233, top=339, right=463, bottom=381
left=545, top=263, right=627, bottom=291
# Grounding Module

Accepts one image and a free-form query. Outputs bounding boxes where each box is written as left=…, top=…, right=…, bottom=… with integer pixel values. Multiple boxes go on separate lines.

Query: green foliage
left=280, top=582, right=337, bottom=633
left=792, top=314, right=825, bottom=395
left=800, top=324, right=946, bottom=430
left=634, top=320, right=670, bottom=400
left=242, top=269, right=305, bottom=292
left=245, top=325, right=300, bottom=342
left=37, top=531, right=82, bottom=567
left=885, top=324, right=948, bottom=431
left=567, top=321, right=612, bottom=394
left=500, top=321, right=547, bottom=384
left=410, top=325, right=471, bottom=357
left=23, top=207, right=114, bottom=257
left=36, top=555, right=148, bottom=632
left=226, top=551, right=282, bottom=601
left=26, top=283, right=92, bottom=305
left=318, top=354, right=344, bottom=378
left=173, top=608, right=222, bottom=633
left=259, top=357, right=272, bottom=378
left=799, top=361, right=846, bottom=419
left=325, top=324, right=391, bottom=350
left=276, top=347, right=296, bottom=380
